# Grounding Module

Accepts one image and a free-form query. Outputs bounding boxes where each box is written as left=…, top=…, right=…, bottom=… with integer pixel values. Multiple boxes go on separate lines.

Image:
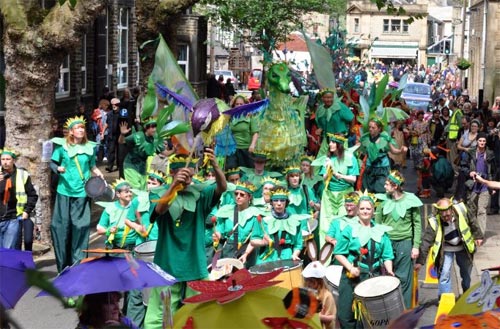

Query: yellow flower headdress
left=387, top=170, right=405, bottom=186
left=225, top=167, right=241, bottom=177
left=169, top=155, right=199, bottom=170
left=326, top=133, right=347, bottom=144
left=319, top=88, right=335, bottom=97
left=112, top=178, right=130, bottom=191
left=344, top=191, right=361, bottom=204
left=148, top=170, right=167, bottom=184
left=284, top=166, right=301, bottom=176
left=64, top=115, right=86, bottom=130
left=252, top=151, right=269, bottom=161
left=270, top=187, right=290, bottom=201
left=358, top=190, right=377, bottom=205
left=261, top=176, right=281, bottom=187
left=432, top=198, right=455, bottom=211
left=235, top=181, right=256, bottom=195
left=300, top=155, right=315, bottom=163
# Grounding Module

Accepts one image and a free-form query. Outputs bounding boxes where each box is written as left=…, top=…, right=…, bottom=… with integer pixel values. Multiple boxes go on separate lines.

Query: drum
left=324, top=265, right=342, bottom=304
left=249, top=260, right=303, bottom=290
left=353, top=276, right=405, bottom=329
left=134, top=241, right=157, bottom=305
left=85, top=177, right=114, bottom=201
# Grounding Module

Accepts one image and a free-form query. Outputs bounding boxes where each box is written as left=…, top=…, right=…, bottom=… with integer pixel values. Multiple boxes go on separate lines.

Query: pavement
left=29, top=162, right=500, bottom=328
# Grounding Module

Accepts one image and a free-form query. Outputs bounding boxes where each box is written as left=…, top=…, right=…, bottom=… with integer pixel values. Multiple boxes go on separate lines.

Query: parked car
left=214, top=70, right=238, bottom=89
left=401, top=82, right=432, bottom=111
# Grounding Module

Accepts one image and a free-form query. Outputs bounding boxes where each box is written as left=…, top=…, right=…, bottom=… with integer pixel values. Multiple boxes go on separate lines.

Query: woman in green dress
left=251, top=187, right=309, bottom=264
left=50, top=116, right=104, bottom=273
left=285, top=166, right=320, bottom=216
left=212, top=181, right=263, bottom=267
left=334, top=193, right=395, bottom=328
left=300, top=154, right=323, bottom=197
left=360, top=119, right=407, bottom=193
left=313, top=133, right=359, bottom=246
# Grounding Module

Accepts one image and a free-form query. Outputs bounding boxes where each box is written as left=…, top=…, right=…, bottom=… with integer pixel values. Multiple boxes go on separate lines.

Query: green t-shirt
left=98, top=201, right=137, bottom=247
left=124, top=131, right=164, bottom=175
left=126, top=193, right=159, bottom=243
left=152, top=184, right=217, bottom=281
left=230, top=117, right=259, bottom=149
left=51, top=142, right=96, bottom=197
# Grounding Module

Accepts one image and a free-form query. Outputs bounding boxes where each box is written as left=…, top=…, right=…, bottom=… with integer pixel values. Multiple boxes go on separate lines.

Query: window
left=354, top=18, right=360, bottom=33
left=81, top=34, right=87, bottom=94
left=391, top=20, right=401, bottom=33
left=403, top=21, right=409, bottom=33
left=178, top=45, right=189, bottom=77
left=383, top=19, right=389, bottom=33
left=56, top=55, right=70, bottom=98
left=117, top=8, right=129, bottom=89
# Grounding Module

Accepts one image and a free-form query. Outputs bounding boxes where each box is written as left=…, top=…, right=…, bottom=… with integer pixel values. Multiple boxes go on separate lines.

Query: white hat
left=302, top=261, right=326, bottom=278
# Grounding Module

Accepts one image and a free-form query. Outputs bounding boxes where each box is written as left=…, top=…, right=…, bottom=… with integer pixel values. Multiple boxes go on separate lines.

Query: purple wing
left=156, top=83, right=194, bottom=111
left=224, top=99, right=269, bottom=120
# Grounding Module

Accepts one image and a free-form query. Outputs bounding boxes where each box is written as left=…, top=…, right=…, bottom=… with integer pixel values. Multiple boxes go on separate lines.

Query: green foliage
left=200, top=0, right=344, bottom=51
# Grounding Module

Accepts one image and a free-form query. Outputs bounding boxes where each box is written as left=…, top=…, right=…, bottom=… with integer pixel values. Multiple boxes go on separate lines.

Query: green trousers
left=50, top=194, right=90, bottom=272
left=391, top=239, right=413, bottom=309
left=144, top=282, right=198, bottom=329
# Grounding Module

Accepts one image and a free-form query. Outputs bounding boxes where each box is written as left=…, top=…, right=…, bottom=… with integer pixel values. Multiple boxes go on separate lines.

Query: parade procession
left=2, top=1, right=500, bottom=329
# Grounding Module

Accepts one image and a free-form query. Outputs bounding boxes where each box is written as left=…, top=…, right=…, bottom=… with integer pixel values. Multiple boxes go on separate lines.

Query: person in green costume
left=252, top=176, right=281, bottom=215
left=325, top=192, right=360, bottom=253
left=285, top=166, right=320, bottom=216
left=212, top=181, right=263, bottom=267
left=240, top=151, right=282, bottom=199
left=313, top=133, right=359, bottom=246
left=250, top=187, right=309, bottom=264
left=118, top=118, right=164, bottom=190
left=375, top=170, right=423, bottom=309
left=50, top=116, right=105, bottom=273
left=334, top=192, right=394, bottom=329
left=96, top=179, right=139, bottom=250
left=360, top=119, right=407, bottom=193
left=300, top=154, right=323, bottom=197
left=144, top=149, right=226, bottom=326
left=315, top=88, right=354, bottom=156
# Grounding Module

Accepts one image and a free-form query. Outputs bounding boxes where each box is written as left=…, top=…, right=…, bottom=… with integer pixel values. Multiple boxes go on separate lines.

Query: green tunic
left=97, top=201, right=137, bottom=247
left=240, top=167, right=283, bottom=198
left=152, top=183, right=217, bottom=281
left=287, top=185, right=318, bottom=215
left=126, top=188, right=163, bottom=244
left=51, top=138, right=96, bottom=197
left=251, top=213, right=309, bottom=264
left=315, top=100, right=354, bottom=136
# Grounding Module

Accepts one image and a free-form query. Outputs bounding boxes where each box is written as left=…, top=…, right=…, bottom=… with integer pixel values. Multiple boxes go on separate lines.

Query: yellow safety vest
left=448, top=109, right=462, bottom=140
left=15, top=168, right=29, bottom=216
left=428, top=203, right=475, bottom=263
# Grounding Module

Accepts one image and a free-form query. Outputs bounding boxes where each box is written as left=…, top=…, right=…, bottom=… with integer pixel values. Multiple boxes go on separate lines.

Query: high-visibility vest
left=448, top=109, right=462, bottom=140
left=428, top=202, right=475, bottom=263
left=15, top=168, right=29, bottom=216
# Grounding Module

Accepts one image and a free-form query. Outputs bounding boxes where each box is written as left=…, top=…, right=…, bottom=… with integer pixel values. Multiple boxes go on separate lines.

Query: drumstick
left=211, top=216, right=220, bottom=249
left=257, top=215, right=273, bottom=248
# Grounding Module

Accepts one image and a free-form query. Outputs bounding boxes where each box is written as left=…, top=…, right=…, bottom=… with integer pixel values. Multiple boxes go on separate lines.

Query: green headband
left=1, top=149, right=17, bottom=159
left=326, top=133, right=347, bottom=144
left=115, top=182, right=131, bottom=191
left=148, top=172, right=166, bottom=184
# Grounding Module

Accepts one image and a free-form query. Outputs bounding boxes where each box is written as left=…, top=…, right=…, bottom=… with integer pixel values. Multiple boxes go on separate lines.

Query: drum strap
left=232, top=207, right=239, bottom=251
left=302, top=184, right=310, bottom=212
left=273, top=231, right=287, bottom=257
left=367, top=239, right=375, bottom=277
left=73, top=156, right=85, bottom=181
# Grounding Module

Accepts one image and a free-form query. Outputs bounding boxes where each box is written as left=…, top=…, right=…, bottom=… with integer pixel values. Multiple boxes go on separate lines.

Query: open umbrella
left=38, top=254, right=176, bottom=297
left=0, top=248, right=35, bottom=309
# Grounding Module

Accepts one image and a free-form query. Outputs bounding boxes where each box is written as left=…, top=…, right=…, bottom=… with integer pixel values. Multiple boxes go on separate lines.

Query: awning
left=371, top=41, right=419, bottom=59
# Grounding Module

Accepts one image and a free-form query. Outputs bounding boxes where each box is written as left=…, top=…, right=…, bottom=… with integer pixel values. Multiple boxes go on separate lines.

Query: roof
left=276, top=32, right=317, bottom=52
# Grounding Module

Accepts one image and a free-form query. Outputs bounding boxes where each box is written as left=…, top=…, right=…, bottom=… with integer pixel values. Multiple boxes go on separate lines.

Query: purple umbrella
left=0, top=248, right=35, bottom=309
left=38, top=256, right=176, bottom=297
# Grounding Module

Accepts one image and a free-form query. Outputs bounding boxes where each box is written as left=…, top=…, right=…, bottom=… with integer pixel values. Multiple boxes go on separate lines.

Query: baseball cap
left=302, top=261, right=326, bottom=278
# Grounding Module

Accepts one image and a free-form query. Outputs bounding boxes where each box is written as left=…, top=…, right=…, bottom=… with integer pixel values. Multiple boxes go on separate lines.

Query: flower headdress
left=0, top=147, right=18, bottom=159
left=432, top=198, right=455, bottom=211
left=261, top=176, right=281, bottom=187
left=344, top=191, right=361, bottom=204
left=387, top=170, right=405, bottom=186
left=112, top=178, right=131, bottom=191
left=235, top=181, right=256, bottom=195
left=169, top=155, right=199, bottom=170
left=300, top=155, right=315, bottom=163
left=358, top=190, right=377, bottom=205
left=319, top=88, right=335, bottom=97
left=270, top=187, right=290, bottom=201
left=225, top=167, right=241, bottom=177
left=64, top=116, right=86, bottom=130
left=148, top=170, right=167, bottom=184
left=252, top=151, right=269, bottom=161
left=284, top=166, right=301, bottom=176
left=326, top=133, right=347, bottom=144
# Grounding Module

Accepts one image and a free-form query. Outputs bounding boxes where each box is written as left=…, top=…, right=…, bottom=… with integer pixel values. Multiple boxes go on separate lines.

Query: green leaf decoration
left=141, top=77, right=157, bottom=120
left=159, top=121, right=191, bottom=138
left=69, top=0, right=77, bottom=9
left=374, top=74, right=389, bottom=108
left=156, top=104, right=174, bottom=131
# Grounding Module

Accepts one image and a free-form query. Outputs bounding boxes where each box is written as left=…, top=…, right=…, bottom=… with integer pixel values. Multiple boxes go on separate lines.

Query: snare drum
left=324, top=265, right=342, bottom=304
left=354, top=276, right=405, bottom=329
left=250, top=260, right=303, bottom=290
left=85, top=176, right=114, bottom=201
left=134, top=240, right=157, bottom=305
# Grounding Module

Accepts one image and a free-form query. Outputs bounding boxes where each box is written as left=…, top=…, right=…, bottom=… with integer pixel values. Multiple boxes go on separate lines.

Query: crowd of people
left=2, top=61, right=499, bottom=329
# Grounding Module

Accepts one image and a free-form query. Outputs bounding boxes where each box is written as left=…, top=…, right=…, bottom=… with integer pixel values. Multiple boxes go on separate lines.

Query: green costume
left=240, top=167, right=282, bottom=198
left=375, top=192, right=423, bottom=309
left=251, top=213, right=309, bottom=264
left=50, top=137, right=96, bottom=272
left=214, top=205, right=263, bottom=267
left=127, top=188, right=164, bottom=244
left=287, top=185, right=318, bottom=215
left=326, top=215, right=359, bottom=265
left=313, top=151, right=360, bottom=246
left=334, top=220, right=394, bottom=329
left=360, top=131, right=398, bottom=193
left=144, top=183, right=218, bottom=327
left=123, top=131, right=164, bottom=190
left=97, top=201, right=137, bottom=249
left=315, top=99, right=354, bottom=156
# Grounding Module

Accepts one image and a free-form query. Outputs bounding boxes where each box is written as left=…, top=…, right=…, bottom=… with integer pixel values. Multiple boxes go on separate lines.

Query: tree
left=0, top=0, right=105, bottom=244
left=200, top=0, right=344, bottom=54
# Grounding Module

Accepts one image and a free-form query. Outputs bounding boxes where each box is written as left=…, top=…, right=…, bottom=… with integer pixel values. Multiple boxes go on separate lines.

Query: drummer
left=325, top=191, right=361, bottom=248
left=252, top=176, right=281, bottom=214
left=334, top=192, right=394, bottom=328
left=285, top=166, right=320, bottom=216
left=251, top=187, right=309, bottom=264
left=96, top=179, right=142, bottom=251
left=212, top=181, right=263, bottom=267
left=240, top=151, right=282, bottom=199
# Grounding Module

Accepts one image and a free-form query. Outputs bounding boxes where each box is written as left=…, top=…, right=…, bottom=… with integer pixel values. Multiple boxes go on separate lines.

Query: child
left=302, top=261, right=336, bottom=329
